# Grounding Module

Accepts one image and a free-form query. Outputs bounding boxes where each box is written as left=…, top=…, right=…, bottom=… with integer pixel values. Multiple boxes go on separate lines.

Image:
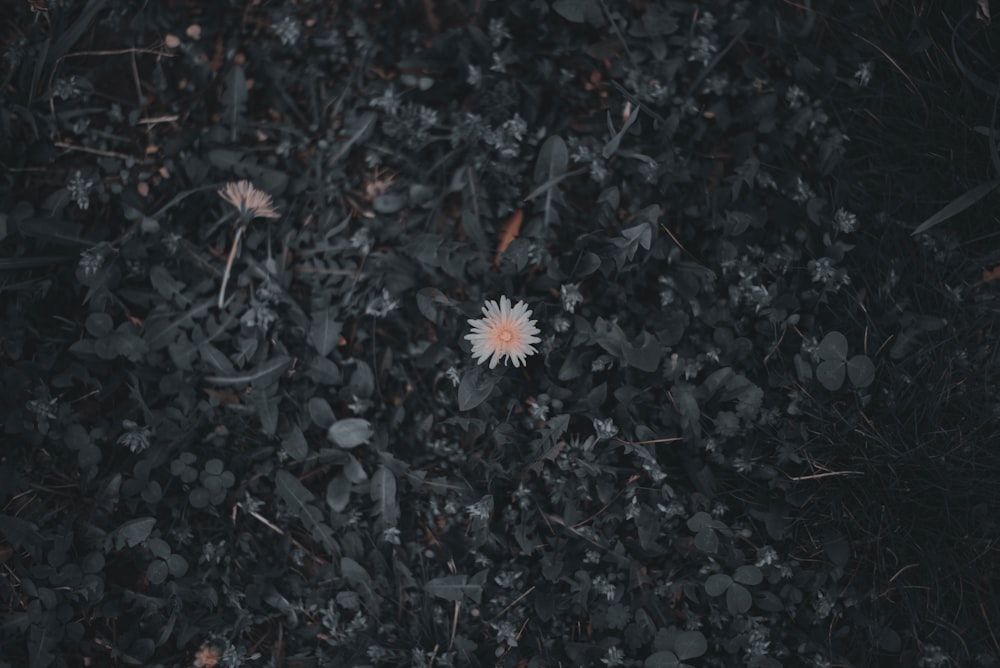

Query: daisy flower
left=465, top=296, right=541, bottom=369
left=217, top=180, right=281, bottom=220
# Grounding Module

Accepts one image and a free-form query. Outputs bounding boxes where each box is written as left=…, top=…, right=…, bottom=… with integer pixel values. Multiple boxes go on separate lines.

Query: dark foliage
left=1, top=1, right=998, bottom=667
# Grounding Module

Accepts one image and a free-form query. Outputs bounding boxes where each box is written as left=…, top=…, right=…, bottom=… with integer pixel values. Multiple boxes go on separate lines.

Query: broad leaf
left=370, top=466, right=398, bottom=521
left=704, top=573, right=732, bottom=596
left=553, top=0, right=602, bottom=24
left=458, top=365, right=499, bottom=411
left=326, top=473, right=352, bottom=513
left=114, top=517, right=155, bottom=550
left=529, top=135, right=569, bottom=229
left=847, top=354, right=875, bottom=388
left=309, top=309, right=342, bottom=357
left=282, top=427, right=309, bottom=461
left=274, top=470, right=315, bottom=514
left=733, top=564, right=763, bottom=586
left=726, top=583, right=753, bottom=614
left=816, top=360, right=845, bottom=391
left=307, top=397, right=336, bottom=429
left=644, top=651, right=680, bottom=668
left=817, top=331, right=848, bottom=362
left=327, top=418, right=374, bottom=449
left=673, top=630, right=707, bottom=660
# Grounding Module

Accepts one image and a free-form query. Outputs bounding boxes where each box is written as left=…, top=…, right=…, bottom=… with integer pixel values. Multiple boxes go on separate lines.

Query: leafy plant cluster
left=1, top=0, right=998, bottom=667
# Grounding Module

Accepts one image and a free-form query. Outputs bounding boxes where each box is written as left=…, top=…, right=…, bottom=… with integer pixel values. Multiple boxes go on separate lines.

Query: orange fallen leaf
left=494, top=209, right=523, bottom=267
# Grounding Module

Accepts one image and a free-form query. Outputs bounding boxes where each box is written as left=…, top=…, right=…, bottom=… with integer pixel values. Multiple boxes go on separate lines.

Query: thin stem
left=218, top=225, right=246, bottom=308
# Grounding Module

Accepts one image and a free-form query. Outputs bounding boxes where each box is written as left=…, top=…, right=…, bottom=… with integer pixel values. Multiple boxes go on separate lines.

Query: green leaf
left=307, top=397, right=336, bottom=429
left=147, top=559, right=169, bottom=585
left=755, top=591, right=784, bottom=612
left=457, top=365, right=499, bottom=411
left=533, top=135, right=568, bottom=183
left=685, top=511, right=724, bottom=533
left=343, top=454, right=369, bottom=483
left=847, top=354, right=875, bottom=388
left=424, top=574, right=482, bottom=602
left=416, top=287, right=458, bottom=324
left=199, top=342, right=237, bottom=375
left=673, top=630, right=707, bottom=660
left=370, top=466, right=398, bottom=521
left=46, top=0, right=107, bottom=71
left=147, top=538, right=171, bottom=559
left=624, top=332, right=662, bottom=372
left=340, top=556, right=376, bottom=608
left=327, top=418, right=374, bottom=449
left=817, top=331, right=848, bottom=362
left=326, top=473, right=352, bottom=513
left=341, top=556, right=373, bottom=590
left=274, top=469, right=315, bottom=514
left=222, top=64, right=247, bottom=140
left=301, top=506, right=339, bottom=556
left=282, top=427, right=308, bottom=461
left=693, top=528, right=718, bottom=553
left=149, top=265, right=189, bottom=305
left=189, top=487, right=211, bottom=508
left=115, top=517, right=155, bottom=549
left=733, top=564, right=763, bottom=586
left=144, top=299, right=215, bottom=350
left=552, top=0, right=602, bottom=24
left=373, top=191, right=407, bottom=214
left=704, top=573, right=732, bottom=596
left=529, top=135, right=572, bottom=229
left=348, top=361, right=375, bottom=398
left=726, top=583, right=753, bottom=614
left=816, top=360, right=845, bottom=391
left=644, top=651, right=680, bottom=668
left=823, top=529, right=851, bottom=568
left=248, top=382, right=280, bottom=436
left=461, top=168, right=488, bottom=252
left=309, top=309, right=342, bottom=357
left=878, top=628, right=902, bottom=652
left=307, top=356, right=342, bottom=385
left=166, top=554, right=188, bottom=577
left=85, top=312, right=113, bottom=337
left=602, top=107, right=641, bottom=158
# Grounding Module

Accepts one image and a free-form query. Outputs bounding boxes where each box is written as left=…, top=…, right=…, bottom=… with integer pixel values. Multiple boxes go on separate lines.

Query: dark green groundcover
left=2, top=1, right=999, bottom=666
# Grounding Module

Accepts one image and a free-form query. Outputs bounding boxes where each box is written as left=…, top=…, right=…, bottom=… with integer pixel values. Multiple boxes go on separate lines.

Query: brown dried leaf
left=494, top=209, right=523, bottom=267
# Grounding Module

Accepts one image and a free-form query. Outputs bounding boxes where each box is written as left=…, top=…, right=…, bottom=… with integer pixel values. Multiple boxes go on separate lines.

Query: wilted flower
left=832, top=208, right=858, bottom=233
left=217, top=180, right=280, bottom=220
left=66, top=170, right=94, bottom=210
left=466, top=495, right=493, bottom=521
left=272, top=15, right=302, bottom=46
left=593, top=417, right=619, bottom=440
left=465, top=296, right=541, bottom=369
left=117, top=419, right=152, bottom=453
left=365, top=288, right=399, bottom=318
left=854, top=61, right=874, bottom=87
left=560, top=283, right=583, bottom=313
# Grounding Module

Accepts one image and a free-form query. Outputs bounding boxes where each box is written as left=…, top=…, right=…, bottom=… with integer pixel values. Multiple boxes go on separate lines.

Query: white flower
left=217, top=180, right=280, bottom=220
left=465, top=296, right=541, bottom=369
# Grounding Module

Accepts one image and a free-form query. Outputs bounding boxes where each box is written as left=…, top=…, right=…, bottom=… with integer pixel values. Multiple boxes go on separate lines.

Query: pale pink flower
left=465, top=296, right=541, bottom=369
left=217, top=180, right=280, bottom=220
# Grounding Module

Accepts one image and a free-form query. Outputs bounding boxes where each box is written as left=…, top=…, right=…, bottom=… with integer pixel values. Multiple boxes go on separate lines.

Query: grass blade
left=911, top=177, right=1000, bottom=235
